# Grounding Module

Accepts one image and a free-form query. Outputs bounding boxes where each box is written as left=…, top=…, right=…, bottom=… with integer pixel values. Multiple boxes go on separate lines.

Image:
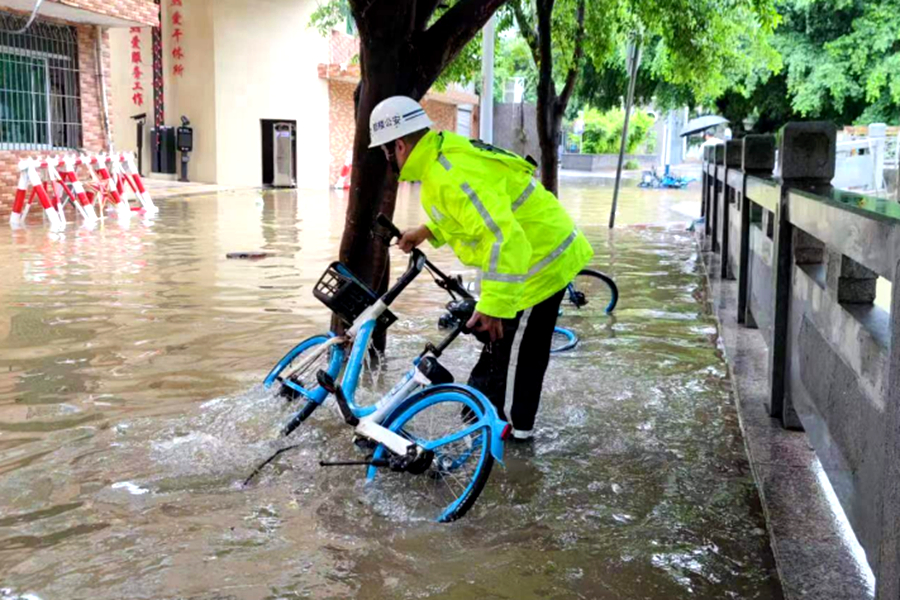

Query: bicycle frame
left=345, top=316, right=506, bottom=463
left=277, top=247, right=508, bottom=464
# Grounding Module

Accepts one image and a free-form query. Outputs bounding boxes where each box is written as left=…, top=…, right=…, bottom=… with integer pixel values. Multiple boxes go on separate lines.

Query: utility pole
left=479, top=14, right=495, bottom=144
left=609, top=38, right=642, bottom=229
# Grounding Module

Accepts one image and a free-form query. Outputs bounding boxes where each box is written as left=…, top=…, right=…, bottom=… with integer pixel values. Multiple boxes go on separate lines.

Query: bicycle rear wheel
left=550, top=326, right=579, bottom=353
left=366, top=387, right=495, bottom=523
left=264, top=335, right=344, bottom=404
left=562, top=269, right=618, bottom=318
left=552, top=269, right=617, bottom=354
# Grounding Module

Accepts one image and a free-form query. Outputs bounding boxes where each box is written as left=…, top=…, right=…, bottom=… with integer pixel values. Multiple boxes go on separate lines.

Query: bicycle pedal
left=278, top=382, right=301, bottom=401
left=316, top=370, right=337, bottom=394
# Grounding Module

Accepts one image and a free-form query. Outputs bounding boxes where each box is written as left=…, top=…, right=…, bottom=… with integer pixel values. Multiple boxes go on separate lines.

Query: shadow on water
left=0, top=179, right=780, bottom=599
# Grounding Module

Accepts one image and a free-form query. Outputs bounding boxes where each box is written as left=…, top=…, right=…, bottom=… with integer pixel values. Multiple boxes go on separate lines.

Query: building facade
left=320, top=30, right=478, bottom=187
left=108, top=2, right=478, bottom=190
left=0, top=0, right=157, bottom=207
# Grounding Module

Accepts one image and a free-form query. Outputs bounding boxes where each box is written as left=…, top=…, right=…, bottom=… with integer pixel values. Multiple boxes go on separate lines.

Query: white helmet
left=368, top=96, right=433, bottom=148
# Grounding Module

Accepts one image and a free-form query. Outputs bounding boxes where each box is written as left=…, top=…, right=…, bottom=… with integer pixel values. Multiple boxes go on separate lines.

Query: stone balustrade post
left=738, top=135, right=776, bottom=325
left=769, top=121, right=836, bottom=428
left=720, top=140, right=743, bottom=279
left=878, top=252, right=900, bottom=599
left=711, top=143, right=725, bottom=252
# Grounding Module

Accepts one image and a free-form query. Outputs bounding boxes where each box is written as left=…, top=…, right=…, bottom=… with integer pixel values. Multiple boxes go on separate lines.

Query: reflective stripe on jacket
left=399, top=130, right=594, bottom=318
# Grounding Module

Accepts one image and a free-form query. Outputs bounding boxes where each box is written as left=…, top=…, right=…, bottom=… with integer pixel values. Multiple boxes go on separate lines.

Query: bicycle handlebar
left=374, top=213, right=486, bottom=347
left=376, top=213, right=473, bottom=301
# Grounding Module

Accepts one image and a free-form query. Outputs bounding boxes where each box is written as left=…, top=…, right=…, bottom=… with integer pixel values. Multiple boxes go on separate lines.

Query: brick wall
left=0, top=0, right=154, bottom=209
left=422, top=99, right=458, bottom=134
left=328, top=80, right=356, bottom=186
left=329, top=30, right=358, bottom=65
left=327, top=81, right=461, bottom=187
left=78, top=25, right=113, bottom=153
left=0, top=21, right=125, bottom=208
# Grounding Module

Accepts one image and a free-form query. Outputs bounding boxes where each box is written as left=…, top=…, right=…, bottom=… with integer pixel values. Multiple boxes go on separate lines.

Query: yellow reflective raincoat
left=399, top=130, right=593, bottom=319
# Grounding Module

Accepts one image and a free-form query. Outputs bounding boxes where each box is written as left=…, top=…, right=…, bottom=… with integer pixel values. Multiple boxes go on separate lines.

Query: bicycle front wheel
left=367, top=387, right=495, bottom=523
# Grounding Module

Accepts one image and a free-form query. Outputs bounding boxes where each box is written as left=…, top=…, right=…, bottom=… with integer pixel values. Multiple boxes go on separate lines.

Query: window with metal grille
left=0, top=12, right=82, bottom=150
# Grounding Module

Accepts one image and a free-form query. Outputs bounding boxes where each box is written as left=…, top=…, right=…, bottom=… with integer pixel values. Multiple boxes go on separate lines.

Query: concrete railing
left=700, top=122, right=900, bottom=599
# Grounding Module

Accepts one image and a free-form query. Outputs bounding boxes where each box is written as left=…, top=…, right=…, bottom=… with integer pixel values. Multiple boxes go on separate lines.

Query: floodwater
left=0, top=174, right=782, bottom=599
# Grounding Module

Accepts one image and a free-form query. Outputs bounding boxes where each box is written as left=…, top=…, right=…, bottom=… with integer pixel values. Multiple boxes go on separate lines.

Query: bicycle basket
left=313, top=262, right=397, bottom=328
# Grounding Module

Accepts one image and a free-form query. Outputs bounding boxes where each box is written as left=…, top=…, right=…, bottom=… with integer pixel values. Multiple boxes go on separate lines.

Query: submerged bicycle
left=263, top=214, right=509, bottom=522
left=638, top=166, right=696, bottom=189
left=550, top=269, right=619, bottom=353
left=448, top=269, right=619, bottom=354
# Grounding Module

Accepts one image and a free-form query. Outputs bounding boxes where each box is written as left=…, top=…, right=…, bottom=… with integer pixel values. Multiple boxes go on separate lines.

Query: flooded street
left=0, top=175, right=781, bottom=599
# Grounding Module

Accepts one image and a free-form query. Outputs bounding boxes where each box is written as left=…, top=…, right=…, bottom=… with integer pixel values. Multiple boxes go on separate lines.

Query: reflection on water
left=0, top=178, right=780, bottom=599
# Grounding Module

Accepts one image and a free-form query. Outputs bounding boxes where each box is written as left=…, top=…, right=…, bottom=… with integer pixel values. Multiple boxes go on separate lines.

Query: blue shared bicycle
left=264, top=214, right=509, bottom=522
left=639, top=166, right=696, bottom=189
left=550, top=269, right=619, bottom=353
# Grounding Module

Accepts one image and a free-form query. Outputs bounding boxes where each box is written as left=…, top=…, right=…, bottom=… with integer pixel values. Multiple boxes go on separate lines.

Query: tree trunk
left=336, top=39, right=410, bottom=346
left=534, top=0, right=559, bottom=195
left=539, top=108, right=562, bottom=195
left=524, top=0, right=584, bottom=198
left=336, top=0, right=509, bottom=337
left=339, top=42, right=407, bottom=294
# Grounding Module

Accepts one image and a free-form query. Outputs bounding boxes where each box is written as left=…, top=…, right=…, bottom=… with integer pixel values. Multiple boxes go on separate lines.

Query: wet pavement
left=0, top=177, right=781, bottom=599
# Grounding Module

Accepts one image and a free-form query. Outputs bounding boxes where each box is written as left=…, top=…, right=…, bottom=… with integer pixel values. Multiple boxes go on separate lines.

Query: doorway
left=261, top=119, right=297, bottom=186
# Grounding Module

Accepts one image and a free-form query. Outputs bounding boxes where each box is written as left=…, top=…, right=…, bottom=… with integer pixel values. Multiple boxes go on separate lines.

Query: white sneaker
left=511, top=428, right=533, bottom=441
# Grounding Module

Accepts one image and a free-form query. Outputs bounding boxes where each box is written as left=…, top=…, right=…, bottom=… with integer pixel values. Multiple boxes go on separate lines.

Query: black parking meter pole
left=180, top=151, right=189, bottom=182
left=177, top=116, right=193, bottom=183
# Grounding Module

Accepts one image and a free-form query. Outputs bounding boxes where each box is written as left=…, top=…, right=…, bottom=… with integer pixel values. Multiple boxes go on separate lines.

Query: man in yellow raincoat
left=369, top=96, right=593, bottom=440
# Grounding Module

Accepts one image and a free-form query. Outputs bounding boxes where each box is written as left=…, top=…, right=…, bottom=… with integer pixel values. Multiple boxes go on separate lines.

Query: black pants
left=467, top=288, right=565, bottom=433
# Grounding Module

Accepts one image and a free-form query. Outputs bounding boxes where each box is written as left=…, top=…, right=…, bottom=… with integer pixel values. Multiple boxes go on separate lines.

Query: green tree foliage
left=310, top=0, right=483, bottom=90
left=717, top=0, right=900, bottom=131
left=784, top=0, right=900, bottom=123
left=493, top=34, right=538, bottom=104
left=577, top=107, right=655, bottom=154
left=507, top=0, right=777, bottom=192
left=309, top=0, right=353, bottom=34
left=569, top=8, right=780, bottom=116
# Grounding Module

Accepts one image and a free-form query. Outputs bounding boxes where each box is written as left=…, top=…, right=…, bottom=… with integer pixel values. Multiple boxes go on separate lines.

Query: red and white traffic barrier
left=90, top=153, right=132, bottom=222
left=111, top=152, right=158, bottom=215
left=58, top=155, right=99, bottom=226
left=8, top=151, right=159, bottom=230
left=10, top=158, right=63, bottom=231
left=334, top=151, right=352, bottom=190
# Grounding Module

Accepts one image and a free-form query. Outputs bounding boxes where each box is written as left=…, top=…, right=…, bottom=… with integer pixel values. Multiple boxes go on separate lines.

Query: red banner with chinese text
left=171, top=0, right=184, bottom=76
left=130, top=27, right=144, bottom=106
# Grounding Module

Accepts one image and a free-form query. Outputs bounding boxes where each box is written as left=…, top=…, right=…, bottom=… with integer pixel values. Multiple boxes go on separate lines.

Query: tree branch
left=416, top=0, right=509, bottom=90
left=511, top=0, right=540, bottom=67
left=556, top=0, right=585, bottom=115
left=350, top=0, right=417, bottom=39
left=415, top=0, right=444, bottom=30
left=347, top=0, right=372, bottom=36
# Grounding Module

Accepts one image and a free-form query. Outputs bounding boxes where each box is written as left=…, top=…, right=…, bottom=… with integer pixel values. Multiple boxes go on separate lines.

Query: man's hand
left=466, top=311, right=504, bottom=342
left=397, top=224, right=433, bottom=253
